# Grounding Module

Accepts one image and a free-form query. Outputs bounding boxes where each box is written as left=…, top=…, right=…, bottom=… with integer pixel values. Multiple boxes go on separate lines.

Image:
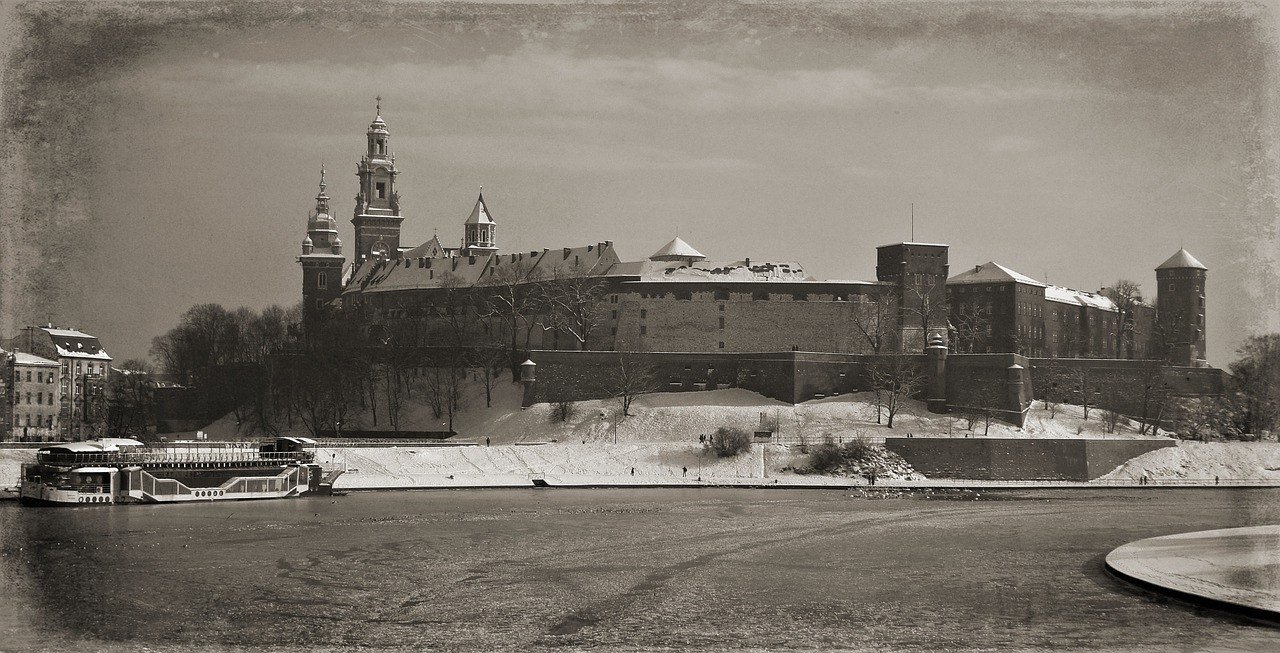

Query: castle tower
left=1155, top=248, right=1207, bottom=366
left=352, top=98, right=404, bottom=265
left=876, top=242, right=949, bottom=352
left=298, top=167, right=346, bottom=325
left=460, top=189, right=498, bottom=257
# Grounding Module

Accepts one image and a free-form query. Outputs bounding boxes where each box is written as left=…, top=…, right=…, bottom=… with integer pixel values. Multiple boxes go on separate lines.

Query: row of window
left=17, top=391, right=57, bottom=405
left=19, top=370, right=55, bottom=384
left=16, top=414, right=55, bottom=428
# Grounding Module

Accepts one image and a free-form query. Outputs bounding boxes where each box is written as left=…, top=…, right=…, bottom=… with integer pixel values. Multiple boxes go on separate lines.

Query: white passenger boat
left=19, top=437, right=333, bottom=506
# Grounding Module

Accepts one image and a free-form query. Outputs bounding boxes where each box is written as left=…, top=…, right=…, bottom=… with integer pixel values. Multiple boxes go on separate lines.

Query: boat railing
left=36, top=450, right=314, bottom=466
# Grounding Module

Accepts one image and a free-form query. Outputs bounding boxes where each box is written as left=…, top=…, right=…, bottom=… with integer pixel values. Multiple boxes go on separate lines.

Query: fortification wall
left=1027, top=358, right=1226, bottom=417
left=884, top=437, right=1176, bottom=480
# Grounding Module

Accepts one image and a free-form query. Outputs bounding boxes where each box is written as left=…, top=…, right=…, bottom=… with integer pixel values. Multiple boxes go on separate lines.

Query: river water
left=1, top=487, right=1278, bottom=652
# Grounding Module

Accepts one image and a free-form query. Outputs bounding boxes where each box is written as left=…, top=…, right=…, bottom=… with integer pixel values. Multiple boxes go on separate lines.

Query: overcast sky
left=1, top=1, right=1276, bottom=366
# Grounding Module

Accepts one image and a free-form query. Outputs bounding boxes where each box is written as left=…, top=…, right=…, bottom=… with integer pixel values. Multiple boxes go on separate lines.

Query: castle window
left=640, top=309, right=647, bottom=319
left=714, top=289, right=730, bottom=301
left=318, top=272, right=328, bottom=290
left=26, top=371, right=31, bottom=382
left=640, top=326, right=647, bottom=336
left=718, top=341, right=725, bottom=349
left=611, top=310, right=618, bottom=320
left=719, top=317, right=725, bottom=329
left=376, top=182, right=386, bottom=199
left=719, top=304, right=725, bottom=312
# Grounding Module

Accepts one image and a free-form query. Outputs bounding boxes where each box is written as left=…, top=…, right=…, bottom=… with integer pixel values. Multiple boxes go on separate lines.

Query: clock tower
left=351, top=98, right=405, bottom=265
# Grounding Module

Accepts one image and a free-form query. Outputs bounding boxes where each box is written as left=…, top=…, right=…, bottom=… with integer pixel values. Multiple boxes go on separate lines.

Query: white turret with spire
left=460, top=186, right=499, bottom=256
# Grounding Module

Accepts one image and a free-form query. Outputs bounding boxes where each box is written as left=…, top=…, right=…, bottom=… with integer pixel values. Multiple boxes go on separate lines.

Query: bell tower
left=298, top=166, right=345, bottom=326
left=352, top=97, right=404, bottom=265
left=460, top=188, right=498, bottom=257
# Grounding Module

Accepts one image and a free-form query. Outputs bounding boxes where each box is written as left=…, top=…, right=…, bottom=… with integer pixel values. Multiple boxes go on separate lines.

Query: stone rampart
left=884, top=437, right=1176, bottom=480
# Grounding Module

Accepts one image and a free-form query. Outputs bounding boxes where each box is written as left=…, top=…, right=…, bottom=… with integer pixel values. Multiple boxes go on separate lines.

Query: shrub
left=842, top=436, right=874, bottom=462
left=550, top=400, right=575, bottom=423
left=809, top=442, right=843, bottom=473
left=707, top=426, right=752, bottom=458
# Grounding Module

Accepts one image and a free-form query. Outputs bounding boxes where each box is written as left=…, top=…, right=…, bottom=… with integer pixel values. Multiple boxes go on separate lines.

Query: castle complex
left=298, top=106, right=1209, bottom=369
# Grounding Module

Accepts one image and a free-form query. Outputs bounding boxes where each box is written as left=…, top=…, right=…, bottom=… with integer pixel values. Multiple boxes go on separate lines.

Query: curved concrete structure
left=1107, top=525, right=1280, bottom=622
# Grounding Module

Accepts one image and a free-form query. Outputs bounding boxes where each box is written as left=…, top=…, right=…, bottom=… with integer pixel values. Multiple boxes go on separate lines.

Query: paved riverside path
left=1106, top=525, right=1280, bottom=621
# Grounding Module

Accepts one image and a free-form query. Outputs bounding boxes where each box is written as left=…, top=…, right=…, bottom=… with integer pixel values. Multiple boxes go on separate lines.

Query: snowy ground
left=4, top=380, right=1278, bottom=490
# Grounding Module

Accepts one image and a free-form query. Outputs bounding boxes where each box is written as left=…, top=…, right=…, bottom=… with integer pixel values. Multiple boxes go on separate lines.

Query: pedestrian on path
left=485, top=437, right=490, bottom=447
left=682, top=466, right=687, bottom=477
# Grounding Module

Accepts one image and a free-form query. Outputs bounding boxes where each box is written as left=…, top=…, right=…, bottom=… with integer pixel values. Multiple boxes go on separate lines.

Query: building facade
left=1, top=350, right=62, bottom=441
left=298, top=106, right=1209, bottom=368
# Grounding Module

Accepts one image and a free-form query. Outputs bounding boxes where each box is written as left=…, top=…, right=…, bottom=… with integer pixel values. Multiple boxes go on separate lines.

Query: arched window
left=318, top=272, right=328, bottom=290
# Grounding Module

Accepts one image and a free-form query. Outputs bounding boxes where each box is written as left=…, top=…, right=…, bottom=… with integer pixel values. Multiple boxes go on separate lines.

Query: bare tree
left=869, top=356, right=925, bottom=429
left=900, top=274, right=949, bottom=352
left=608, top=352, right=661, bottom=416
left=107, top=359, right=155, bottom=440
left=540, top=263, right=609, bottom=350
left=1228, top=333, right=1280, bottom=437
left=477, top=259, right=544, bottom=379
left=951, top=304, right=992, bottom=354
left=471, top=346, right=509, bottom=408
left=1101, top=279, right=1144, bottom=359
left=848, top=291, right=899, bottom=353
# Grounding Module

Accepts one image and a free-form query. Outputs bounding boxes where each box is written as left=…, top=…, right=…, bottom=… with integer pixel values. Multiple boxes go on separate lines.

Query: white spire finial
left=376, top=96, right=382, bottom=115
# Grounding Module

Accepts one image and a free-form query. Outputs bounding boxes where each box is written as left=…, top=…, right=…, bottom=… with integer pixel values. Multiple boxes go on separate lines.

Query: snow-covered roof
left=10, top=351, right=58, bottom=367
left=1044, top=285, right=1117, bottom=311
left=649, top=237, right=706, bottom=261
left=1156, top=248, right=1207, bottom=270
left=348, top=242, right=620, bottom=294
left=40, top=438, right=143, bottom=454
left=41, top=327, right=112, bottom=360
left=948, top=262, right=1046, bottom=287
left=632, top=259, right=809, bottom=282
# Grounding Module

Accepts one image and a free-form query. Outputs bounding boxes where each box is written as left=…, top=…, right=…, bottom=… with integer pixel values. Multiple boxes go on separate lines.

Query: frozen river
left=2, top=487, right=1278, bottom=652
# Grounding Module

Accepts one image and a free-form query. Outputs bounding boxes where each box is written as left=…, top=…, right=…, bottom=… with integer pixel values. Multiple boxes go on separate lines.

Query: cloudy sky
left=1, top=1, right=1276, bottom=365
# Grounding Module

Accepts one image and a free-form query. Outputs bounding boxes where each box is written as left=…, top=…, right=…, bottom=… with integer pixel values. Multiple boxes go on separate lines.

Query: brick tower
left=1155, top=248, right=1207, bottom=366
left=876, top=242, right=950, bottom=352
left=351, top=98, right=404, bottom=265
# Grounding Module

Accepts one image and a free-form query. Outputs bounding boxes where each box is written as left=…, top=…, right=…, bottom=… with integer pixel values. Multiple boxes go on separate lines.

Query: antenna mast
left=910, top=203, right=914, bottom=242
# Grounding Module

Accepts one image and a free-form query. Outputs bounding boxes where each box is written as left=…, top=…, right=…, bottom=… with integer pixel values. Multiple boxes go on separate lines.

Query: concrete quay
left=1106, top=525, right=1280, bottom=623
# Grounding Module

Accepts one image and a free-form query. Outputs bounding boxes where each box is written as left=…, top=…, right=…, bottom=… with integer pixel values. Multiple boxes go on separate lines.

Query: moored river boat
left=20, top=437, right=334, bottom=506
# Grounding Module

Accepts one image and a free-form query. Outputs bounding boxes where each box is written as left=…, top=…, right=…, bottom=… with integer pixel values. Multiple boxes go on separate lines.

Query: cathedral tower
left=352, top=98, right=404, bottom=265
left=460, top=189, right=498, bottom=257
left=1155, top=248, right=1207, bottom=366
left=298, top=167, right=345, bottom=325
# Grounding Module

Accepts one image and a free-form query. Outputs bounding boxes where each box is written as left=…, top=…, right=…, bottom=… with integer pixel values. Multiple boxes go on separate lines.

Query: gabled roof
left=402, top=235, right=446, bottom=259
left=649, top=237, right=705, bottom=261
left=464, top=192, right=495, bottom=225
left=1156, top=248, right=1207, bottom=271
left=947, top=262, right=1046, bottom=287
